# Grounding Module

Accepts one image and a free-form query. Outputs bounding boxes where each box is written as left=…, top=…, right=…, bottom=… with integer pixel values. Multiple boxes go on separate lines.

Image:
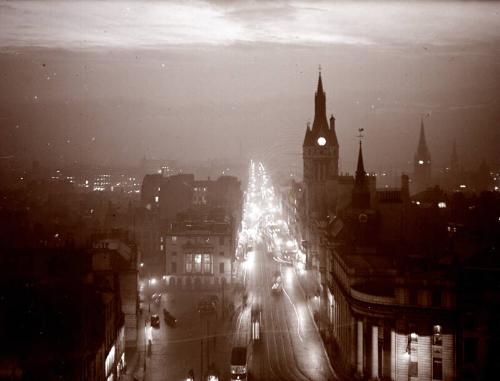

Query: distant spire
left=355, top=140, right=367, bottom=188
left=352, top=137, right=370, bottom=209
left=417, top=117, right=430, bottom=156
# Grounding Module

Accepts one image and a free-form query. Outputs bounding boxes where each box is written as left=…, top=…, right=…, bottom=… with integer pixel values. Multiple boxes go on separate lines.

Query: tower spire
left=352, top=130, right=370, bottom=209
left=313, top=68, right=328, bottom=132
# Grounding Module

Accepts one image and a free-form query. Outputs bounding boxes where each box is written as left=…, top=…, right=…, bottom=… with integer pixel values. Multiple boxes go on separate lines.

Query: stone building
left=162, top=207, right=236, bottom=289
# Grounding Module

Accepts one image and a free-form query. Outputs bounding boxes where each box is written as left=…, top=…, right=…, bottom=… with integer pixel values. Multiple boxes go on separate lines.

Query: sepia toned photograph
left=0, top=1, right=499, bottom=380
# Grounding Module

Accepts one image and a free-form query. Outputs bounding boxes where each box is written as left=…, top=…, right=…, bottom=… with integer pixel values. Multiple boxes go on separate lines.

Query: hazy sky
left=0, top=0, right=499, bottom=174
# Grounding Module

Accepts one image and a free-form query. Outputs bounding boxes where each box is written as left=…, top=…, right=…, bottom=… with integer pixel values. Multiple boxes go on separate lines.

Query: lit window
left=155, top=196, right=159, bottom=203
left=438, top=202, right=446, bottom=208
left=194, top=254, right=202, bottom=272
left=172, top=236, right=177, bottom=242
left=433, top=325, right=442, bottom=346
left=408, top=332, right=418, bottom=377
left=185, top=254, right=192, bottom=273
left=418, top=160, right=424, bottom=165
left=203, top=254, right=212, bottom=274
left=160, top=244, right=164, bottom=251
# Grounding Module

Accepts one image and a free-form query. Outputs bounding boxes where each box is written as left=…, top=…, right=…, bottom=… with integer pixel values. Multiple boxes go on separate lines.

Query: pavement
left=119, top=284, right=243, bottom=381
left=295, top=268, right=353, bottom=381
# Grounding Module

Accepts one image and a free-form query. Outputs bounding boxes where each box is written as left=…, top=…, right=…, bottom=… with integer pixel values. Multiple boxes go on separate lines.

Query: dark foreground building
left=0, top=248, right=126, bottom=380
left=323, top=143, right=500, bottom=381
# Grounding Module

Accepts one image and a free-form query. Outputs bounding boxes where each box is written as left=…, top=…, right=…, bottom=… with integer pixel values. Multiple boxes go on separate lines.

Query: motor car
left=163, top=308, right=177, bottom=327
left=152, top=293, right=161, bottom=304
left=271, top=270, right=282, bottom=295
left=230, top=346, right=248, bottom=381
left=151, top=314, right=160, bottom=328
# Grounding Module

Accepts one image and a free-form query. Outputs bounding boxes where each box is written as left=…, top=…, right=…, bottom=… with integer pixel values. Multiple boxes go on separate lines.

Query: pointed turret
left=352, top=140, right=370, bottom=209
left=329, top=114, right=339, bottom=147
left=302, top=122, right=314, bottom=147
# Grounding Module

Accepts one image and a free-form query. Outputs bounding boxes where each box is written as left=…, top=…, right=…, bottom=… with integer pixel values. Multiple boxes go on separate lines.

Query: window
left=219, top=262, right=225, bottom=274
left=185, top=253, right=212, bottom=274
left=220, top=251, right=224, bottom=257
left=194, top=254, right=202, bottom=273
left=219, top=236, right=225, bottom=245
left=203, top=254, right=212, bottom=274
left=172, top=251, right=177, bottom=257
left=160, top=244, right=164, bottom=251
left=409, top=332, right=418, bottom=377
left=171, top=262, right=177, bottom=274
left=185, top=254, right=192, bottom=273
left=432, top=357, right=442, bottom=380
left=172, top=236, right=177, bottom=243
left=433, top=325, right=442, bottom=346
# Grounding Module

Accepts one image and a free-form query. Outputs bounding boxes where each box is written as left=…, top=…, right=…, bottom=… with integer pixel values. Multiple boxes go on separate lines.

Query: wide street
left=234, top=241, right=336, bottom=381
left=133, top=160, right=337, bottom=381
left=231, top=160, right=336, bottom=381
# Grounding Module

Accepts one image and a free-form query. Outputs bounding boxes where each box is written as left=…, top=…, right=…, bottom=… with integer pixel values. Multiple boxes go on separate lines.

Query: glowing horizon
left=1, top=1, right=499, bottom=49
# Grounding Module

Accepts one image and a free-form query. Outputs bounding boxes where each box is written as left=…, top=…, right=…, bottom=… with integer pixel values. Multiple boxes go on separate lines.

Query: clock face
left=317, top=136, right=326, bottom=146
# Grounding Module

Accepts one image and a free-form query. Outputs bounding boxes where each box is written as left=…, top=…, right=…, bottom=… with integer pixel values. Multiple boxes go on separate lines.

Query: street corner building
left=289, top=72, right=500, bottom=381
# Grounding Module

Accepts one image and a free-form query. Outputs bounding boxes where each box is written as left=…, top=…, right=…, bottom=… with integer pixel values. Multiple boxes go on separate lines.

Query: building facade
left=162, top=208, right=235, bottom=289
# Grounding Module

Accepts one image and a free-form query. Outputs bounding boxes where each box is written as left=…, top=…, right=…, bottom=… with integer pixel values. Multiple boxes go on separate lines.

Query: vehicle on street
left=152, top=293, right=161, bottom=304
left=151, top=314, right=160, bottom=328
left=251, top=304, right=262, bottom=342
left=271, top=270, right=282, bottom=295
left=163, top=308, right=177, bottom=327
left=230, top=346, right=248, bottom=380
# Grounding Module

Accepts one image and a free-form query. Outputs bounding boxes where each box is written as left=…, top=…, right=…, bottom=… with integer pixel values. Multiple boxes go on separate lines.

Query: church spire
left=417, top=117, right=430, bottom=157
left=352, top=133, right=370, bottom=209
left=355, top=140, right=367, bottom=190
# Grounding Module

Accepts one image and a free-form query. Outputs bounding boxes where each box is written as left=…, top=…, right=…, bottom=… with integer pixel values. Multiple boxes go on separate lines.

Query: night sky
left=0, top=0, right=499, bottom=174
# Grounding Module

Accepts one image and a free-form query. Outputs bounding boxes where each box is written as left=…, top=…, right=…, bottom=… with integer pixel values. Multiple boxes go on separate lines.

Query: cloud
left=0, top=1, right=499, bottom=49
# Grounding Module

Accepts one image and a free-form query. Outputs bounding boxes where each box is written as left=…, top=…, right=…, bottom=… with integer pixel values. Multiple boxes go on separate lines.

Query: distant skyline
left=1, top=0, right=499, bottom=174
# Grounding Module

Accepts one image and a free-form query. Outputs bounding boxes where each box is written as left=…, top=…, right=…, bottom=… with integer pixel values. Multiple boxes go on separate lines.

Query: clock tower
left=303, top=71, right=339, bottom=213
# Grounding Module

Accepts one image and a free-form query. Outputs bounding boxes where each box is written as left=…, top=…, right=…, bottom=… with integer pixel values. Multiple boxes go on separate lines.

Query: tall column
left=357, top=320, right=364, bottom=376
left=372, top=325, right=379, bottom=380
